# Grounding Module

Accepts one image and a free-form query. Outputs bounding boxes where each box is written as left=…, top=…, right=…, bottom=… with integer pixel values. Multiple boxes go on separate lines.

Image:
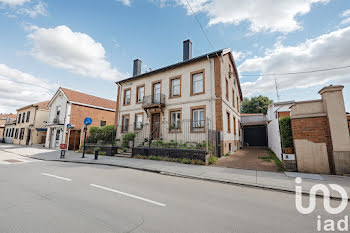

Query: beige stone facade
left=115, top=45, right=243, bottom=155
left=13, top=101, right=49, bottom=146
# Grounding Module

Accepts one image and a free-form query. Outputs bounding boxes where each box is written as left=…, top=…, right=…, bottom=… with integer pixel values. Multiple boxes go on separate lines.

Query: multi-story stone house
left=0, top=113, right=16, bottom=142
left=13, top=101, right=49, bottom=146
left=115, top=40, right=243, bottom=154
left=45, top=87, right=116, bottom=150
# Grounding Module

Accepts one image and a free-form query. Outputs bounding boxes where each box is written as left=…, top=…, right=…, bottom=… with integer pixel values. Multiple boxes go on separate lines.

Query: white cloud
left=0, top=64, right=57, bottom=113
left=342, top=9, right=350, bottom=17
left=16, top=1, right=47, bottom=17
left=0, top=0, right=30, bottom=6
left=175, top=0, right=329, bottom=33
left=239, top=26, right=350, bottom=96
left=231, top=51, right=246, bottom=62
left=0, top=0, right=47, bottom=18
left=115, top=0, right=131, bottom=6
left=27, top=25, right=128, bottom=81
left=341, top=9, right=350, bottom=25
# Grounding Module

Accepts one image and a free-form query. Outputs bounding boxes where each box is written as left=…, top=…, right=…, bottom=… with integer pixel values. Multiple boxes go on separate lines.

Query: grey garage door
left=243, top=125, right=267, bottom=147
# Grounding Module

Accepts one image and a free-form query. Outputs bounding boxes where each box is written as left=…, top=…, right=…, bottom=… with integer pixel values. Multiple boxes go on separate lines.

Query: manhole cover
left=4, top=159, right=23, bottom=163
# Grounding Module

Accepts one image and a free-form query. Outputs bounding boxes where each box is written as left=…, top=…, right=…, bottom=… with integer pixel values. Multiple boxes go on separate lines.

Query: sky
left=0, top=0, right=350, bottom=114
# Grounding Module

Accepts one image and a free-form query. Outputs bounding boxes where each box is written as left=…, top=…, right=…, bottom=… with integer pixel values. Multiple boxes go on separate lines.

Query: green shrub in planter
left=279, top=116, right=293, bottom=149
left=122, top=132, right=136, bottom=148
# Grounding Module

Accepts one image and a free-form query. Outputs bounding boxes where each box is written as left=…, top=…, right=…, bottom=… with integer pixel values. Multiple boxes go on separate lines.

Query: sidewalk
left=1, top=143, right=349, bottom=200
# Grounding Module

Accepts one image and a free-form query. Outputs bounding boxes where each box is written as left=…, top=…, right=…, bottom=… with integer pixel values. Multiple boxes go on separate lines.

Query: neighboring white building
left=115, top=40, right=243, bottom=154
left=45, top=87, right=116, bottom=150
left=266, top=101, right=295, bottom=160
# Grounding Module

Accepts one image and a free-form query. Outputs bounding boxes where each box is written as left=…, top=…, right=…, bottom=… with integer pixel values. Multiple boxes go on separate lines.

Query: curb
left=27, top=155, right=349, bottom=201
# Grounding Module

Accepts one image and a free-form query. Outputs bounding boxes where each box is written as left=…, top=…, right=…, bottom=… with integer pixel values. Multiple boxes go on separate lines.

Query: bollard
left=94, top=150, right=99, bottom=160
left=60, top=150, right=65, bottom=158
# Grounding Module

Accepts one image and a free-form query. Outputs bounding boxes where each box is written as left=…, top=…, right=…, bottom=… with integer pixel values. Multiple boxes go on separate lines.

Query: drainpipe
left=31, top=107, right=37, bottom=146
left=61, top=100, right=69, bottom=145
left=117, top=83, right=122, bottom=139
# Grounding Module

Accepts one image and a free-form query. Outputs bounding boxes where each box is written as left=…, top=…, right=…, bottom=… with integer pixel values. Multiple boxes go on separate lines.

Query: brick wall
left=291, top=116, right=334, bottom=173
left=70, top=104, right=115, bottom=129
left=278, top=111, right=290, bottom=119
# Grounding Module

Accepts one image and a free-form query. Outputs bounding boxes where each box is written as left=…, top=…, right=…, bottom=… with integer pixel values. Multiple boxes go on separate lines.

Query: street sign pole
left=82, top=117, right=92, bottom=158
left=82, top=125, right=87, bottom=158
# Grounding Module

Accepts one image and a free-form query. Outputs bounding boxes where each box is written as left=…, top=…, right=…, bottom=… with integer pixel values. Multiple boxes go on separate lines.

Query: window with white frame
left=171, top=78, right=180, bottom=97
left=137, top=86, right=144, bottom=103
left=192, top=108, right=205, bottom=131
left=124, top=89, right=131, bottom=105
left=192, top=72, right=203, bottom=94
left=170, top=111, right=181, bottom=131
left=122, top=115, right=129, bottom=132
left=135, top=114, right=143, bottom=130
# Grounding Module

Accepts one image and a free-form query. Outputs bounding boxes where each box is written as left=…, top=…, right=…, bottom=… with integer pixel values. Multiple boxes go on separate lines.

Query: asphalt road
left=0, top=150, right=348, bottom=233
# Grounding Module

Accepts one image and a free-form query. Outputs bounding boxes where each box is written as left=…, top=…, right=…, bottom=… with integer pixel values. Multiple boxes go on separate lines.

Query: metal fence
left=116, top=118, right=222, bottom=157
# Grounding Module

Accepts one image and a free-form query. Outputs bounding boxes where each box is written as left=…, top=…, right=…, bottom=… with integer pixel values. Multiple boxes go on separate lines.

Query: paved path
left=216, top=148, right=280, bottom=172
left=1, top=143, right=350, bottom=199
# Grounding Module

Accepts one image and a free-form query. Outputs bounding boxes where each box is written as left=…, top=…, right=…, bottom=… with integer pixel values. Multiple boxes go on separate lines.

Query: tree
left=241, top=95, right=272, bottom=114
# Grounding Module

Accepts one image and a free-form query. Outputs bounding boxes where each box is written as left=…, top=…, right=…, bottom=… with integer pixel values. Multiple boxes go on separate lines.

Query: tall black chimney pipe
left=133, top=59, right=142, bottom=76
left=183, top=39, right=192, bottom=61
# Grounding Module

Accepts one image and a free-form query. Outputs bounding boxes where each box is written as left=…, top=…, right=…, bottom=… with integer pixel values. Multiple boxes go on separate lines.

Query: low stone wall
left=132, top=147, right=206, bottom=161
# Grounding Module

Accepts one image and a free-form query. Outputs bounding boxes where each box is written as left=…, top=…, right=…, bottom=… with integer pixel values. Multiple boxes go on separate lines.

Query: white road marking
left=90, top=184, right=166, bottom=207
left=41, top=173, right=72, bottom=181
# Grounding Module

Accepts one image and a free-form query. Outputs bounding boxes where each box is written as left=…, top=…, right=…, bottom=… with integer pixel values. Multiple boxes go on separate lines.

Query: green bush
left=182, top=158, right=192, bottom=164
left=209, top=156, right=218, bottom=165
left=122, top=132, right=136, bottom=148
left=133, top=154, right=205, bottom=165
left=279, top=116, right=293, bottom=148
left=87, top=125, right=115, bottom=145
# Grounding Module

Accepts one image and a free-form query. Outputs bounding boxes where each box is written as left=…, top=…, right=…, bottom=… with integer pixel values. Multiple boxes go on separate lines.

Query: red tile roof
left=17, top=100, right=50, bottom=111
left=34, top=101, right=50, bottom=110
left=0, top=114, right=16, bottom=120
left=61, top=87, right=116, bottom=110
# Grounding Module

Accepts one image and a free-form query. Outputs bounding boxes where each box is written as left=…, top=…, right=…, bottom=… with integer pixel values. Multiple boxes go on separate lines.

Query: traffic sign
left=59, top=143, right=67, bottom=150
left=84, top=117, right=92, bottom=125
left=67, top=123, right=74, bottom=129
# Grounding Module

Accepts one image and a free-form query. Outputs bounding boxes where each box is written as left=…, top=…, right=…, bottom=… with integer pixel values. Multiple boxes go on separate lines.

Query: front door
left=55, top=129, right=61, bottom=148
left=26, top=129, right=31, bottom=145
left=153, top=82, right=161, bottom=104
left=151, top=113, right=160, bottom=139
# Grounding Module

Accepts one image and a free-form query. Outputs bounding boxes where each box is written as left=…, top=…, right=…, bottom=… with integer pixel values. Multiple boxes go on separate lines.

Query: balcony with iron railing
left=142, top=94, right=166, bottom=109
left=46, top=117, right=65, bottom=125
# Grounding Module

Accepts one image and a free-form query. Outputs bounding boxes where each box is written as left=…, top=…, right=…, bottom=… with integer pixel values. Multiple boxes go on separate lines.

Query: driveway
left=215, top=147, right=281, bottom=172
